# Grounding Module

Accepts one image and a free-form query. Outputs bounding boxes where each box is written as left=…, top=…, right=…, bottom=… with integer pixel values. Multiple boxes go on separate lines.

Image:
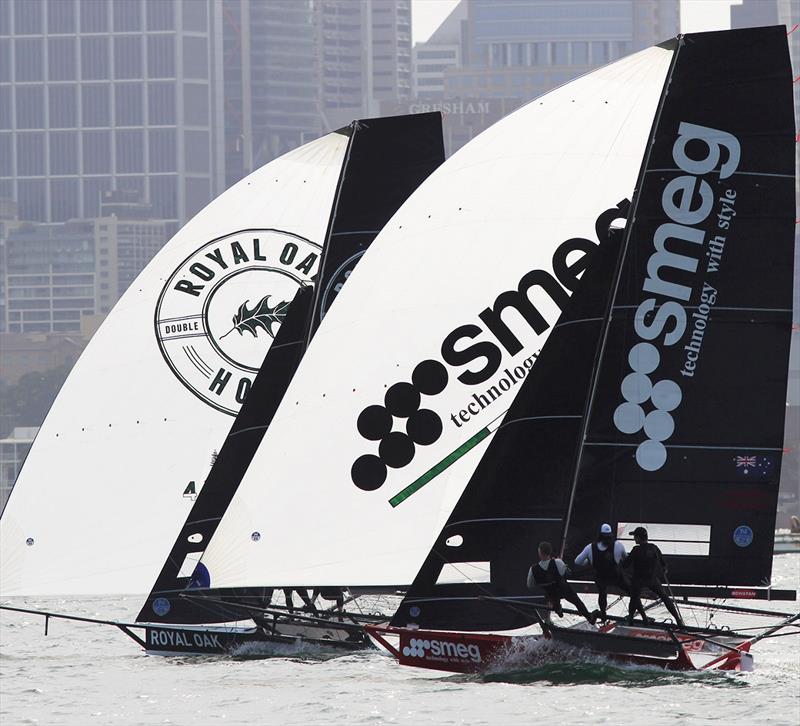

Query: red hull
left=366, top=625, right=751, bottom=675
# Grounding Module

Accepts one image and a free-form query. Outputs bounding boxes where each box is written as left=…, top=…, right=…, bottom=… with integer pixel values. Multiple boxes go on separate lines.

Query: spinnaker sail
left=0, top=132, right=349, bottom=596
left=138, top=113, right=445, bottom=624
left=197, top=43, right=676, bottom=592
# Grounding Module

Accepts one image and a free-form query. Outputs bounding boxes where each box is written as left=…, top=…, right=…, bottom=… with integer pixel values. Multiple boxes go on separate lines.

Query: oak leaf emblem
left=220, top=295, right=290, bottom=340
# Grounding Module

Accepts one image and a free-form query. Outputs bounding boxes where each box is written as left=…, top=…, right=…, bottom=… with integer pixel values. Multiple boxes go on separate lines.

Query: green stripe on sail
left=389, top=426, right=491, bottom=508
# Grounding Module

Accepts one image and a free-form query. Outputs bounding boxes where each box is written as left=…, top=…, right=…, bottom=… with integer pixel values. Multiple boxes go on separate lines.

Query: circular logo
left=319, top=250, right=365, bottom=320
left=155, top=229, right=320, bottom=415
left=152, top=597, right=171, bottom=616
left=733, top=525, right=753, bottom=548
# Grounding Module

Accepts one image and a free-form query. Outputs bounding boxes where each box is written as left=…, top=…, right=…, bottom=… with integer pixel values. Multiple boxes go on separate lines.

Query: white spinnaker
left=0, top=133, right=348, bottom=596
left=200, top=46, right=673, bottom=589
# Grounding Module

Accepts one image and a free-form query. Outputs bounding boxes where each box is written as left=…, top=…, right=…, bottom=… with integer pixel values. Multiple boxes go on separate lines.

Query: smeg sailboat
left=368, top=26, right=799, bottom=674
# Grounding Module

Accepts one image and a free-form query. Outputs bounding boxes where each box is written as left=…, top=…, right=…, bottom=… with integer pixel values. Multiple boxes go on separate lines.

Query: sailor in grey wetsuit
left=624, top=527, right=684, bottom=626
left=527, top=541, right=595, bottom=624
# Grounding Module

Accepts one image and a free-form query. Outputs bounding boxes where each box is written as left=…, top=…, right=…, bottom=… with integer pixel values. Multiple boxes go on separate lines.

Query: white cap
left=600, top=523, right=613, bottom=535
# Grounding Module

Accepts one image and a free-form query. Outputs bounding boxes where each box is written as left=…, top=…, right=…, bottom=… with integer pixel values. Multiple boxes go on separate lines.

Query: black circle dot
left=406, top=409, right=442, bottom=446
left=357, top=405, right=392, bottom=440
left=412, top=360, right=448, bottom=396
left=379, top=432, right=415, bottom=468
left=385, top=382, right=420, bottom=418
left=351, top=454, right=387, bottom=491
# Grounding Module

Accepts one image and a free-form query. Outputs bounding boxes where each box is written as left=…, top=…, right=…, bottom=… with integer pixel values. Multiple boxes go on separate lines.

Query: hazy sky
left=411, top=0, right=740, bottom=45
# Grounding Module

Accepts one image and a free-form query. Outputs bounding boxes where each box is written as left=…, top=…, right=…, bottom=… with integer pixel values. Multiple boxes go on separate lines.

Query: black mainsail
left=391, top=27, right=796, bottom=632
left=140, top=113, right=445, bottom=624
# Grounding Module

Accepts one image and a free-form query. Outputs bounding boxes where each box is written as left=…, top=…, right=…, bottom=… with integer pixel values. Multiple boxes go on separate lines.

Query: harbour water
left=1, top=554, right=798, bottom=726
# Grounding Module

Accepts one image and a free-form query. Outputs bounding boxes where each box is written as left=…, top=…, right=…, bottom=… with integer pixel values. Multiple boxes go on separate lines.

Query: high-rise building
left=2, top=196, right=167, bottom=333
left=412, top=1, right=465, bottom=99
left=449, top=0, right=678, bottom=104
left=0, top=0, right=226, bottom=228
left=402, top=0, right=679, bottom=156
left=221, top=0, right=321, bottom=187
left=318, top=0, right=412, bottom=125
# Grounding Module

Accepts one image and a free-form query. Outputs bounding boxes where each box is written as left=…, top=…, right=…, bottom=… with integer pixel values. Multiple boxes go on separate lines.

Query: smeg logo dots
left=613, top=342, right=682, bottom=472
left=351, top=360, right=448, bottom=491
left=402, top=637, right=430, bottom=658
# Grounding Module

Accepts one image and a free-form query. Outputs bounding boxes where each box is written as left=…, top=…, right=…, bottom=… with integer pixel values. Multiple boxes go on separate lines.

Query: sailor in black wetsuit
left=624, top=527, right=684, bottom=626
left=527, top=541, right=595, bottom=624
left=574, top=523, right=644, bottom=622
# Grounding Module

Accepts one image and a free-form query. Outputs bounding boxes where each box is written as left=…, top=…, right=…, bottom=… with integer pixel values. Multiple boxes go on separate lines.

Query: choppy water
left=2, top=555, right=798, bottom=726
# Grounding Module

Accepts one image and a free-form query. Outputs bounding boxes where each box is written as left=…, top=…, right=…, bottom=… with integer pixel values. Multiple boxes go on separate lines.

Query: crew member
left=527, top=541, right=595, bottom=624
left=624, top=527, right=684, bottom=626
left=575, top=523, right=642, bottom=621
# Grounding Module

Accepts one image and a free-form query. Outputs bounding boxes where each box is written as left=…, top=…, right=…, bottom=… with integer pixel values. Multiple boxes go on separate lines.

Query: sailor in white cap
left=574, top=524, right=638, bottom=621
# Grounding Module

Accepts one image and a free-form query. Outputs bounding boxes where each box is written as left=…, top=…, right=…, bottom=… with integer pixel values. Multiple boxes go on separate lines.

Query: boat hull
left=367, top=625, right=751, bottom=674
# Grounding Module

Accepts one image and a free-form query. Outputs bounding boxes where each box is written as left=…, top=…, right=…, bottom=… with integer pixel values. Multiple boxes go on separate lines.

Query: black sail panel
left=308, top=112, right=445, bottom=333
left=391, top=216, right=629, bottom=631
left=140, top=113, right=446, bottom=623
left=565, top=26, right=796, bottom=587
left=138, top=285, right=314, bottom=623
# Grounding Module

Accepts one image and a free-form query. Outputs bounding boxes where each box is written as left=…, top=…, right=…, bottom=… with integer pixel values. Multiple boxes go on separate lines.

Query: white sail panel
left=200, top=46, right=674, bottom=589
left=0, top=132, right=349, bottom=596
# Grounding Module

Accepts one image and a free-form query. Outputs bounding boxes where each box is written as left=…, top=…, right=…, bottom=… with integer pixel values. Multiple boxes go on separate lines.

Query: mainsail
left=196, top=44, right=675, bottom=591
left=390, top=26, right=796, bottom=632
left=138, top=113, right=445, bottom=623
left=0, top=132, right=349, bottom=596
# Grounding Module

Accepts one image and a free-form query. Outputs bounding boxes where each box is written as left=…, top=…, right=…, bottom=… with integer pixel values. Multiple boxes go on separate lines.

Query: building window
left=113, top=0, right=142, bottom=32
left=82, top=84, right=111, bottom=127
left=15, top=86, right=44, bottom=129
left=114, top=35, right=143, bottom=80
left=116, top=129, right=144, bottom=173
left=572, top=42, right=588, bottom=65
left=184, top=130, right=209, bottom=173
left=553, top=42, right=569, bottom=65
left=47, top=0, right=77, bottom=34
left=146, top=0, right=174, bottom=31
left=115, top=83, right=143, bottom=125
left=50, top=179, right=79, bottom=222
left=182, top=36, right=208, bottom=80
left=0, top=38, right=9, bottom=82
left=15, top=38, right=43, bottom=82
left=183, top=84, right=209, bottom=126
left=532, top=42, right=549, bottom=66
left=80, top=0, right=108, bottom=33
left=50, top=131, right=79, bottom=174
left=182, top=0, right=207, bottom=32
left=147, top=34, right=175, bottom=79
left=17, top=132, right=45, bottom=175
left=150, top=175, right=177, bottom=219
left=82, top=130, right=111, bottom=173
left=81, top=37, right=110, bottom=81
left=49, top=86, right=78, bottom=128
left=14, top=0, right=43, bottom=34
left=17, top=179, right=46, bottom=221
left=147, top=82, right=176, bottom=125
left=0, top=133, right=11, bottom=176
left=591, top=42, right=608, bottom=64
left=48, top=37, right=77, bottom=81
left=149, top=128, right=176, bottom=172
left=0, top=87, right=10, bottom=129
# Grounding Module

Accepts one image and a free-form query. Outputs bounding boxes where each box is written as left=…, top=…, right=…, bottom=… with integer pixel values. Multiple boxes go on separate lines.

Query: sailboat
left=179, top=13, right=678, bottom=631
left=367, top=26, right=799, bottom=674
left=131, top=112, right=446, bottom=654
left=0, top=113, right=446, bottom=655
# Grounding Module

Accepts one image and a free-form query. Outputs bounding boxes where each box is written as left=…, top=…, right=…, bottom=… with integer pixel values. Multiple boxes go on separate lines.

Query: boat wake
left=476, top=638, right=747, bottom=687
left=229, top=639, right=353, bottom=662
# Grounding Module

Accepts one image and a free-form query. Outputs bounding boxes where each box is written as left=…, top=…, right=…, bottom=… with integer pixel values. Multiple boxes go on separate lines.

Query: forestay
left=0, top=132, right=349, bottom=596
left=199, top=46, right=674, bottom=590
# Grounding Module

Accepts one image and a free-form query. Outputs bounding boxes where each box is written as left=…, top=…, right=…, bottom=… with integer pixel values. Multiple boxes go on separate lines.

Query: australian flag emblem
left=734, top=455, right=775, bottom=478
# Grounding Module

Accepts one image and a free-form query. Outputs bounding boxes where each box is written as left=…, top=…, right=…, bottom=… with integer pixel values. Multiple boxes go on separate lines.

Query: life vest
left=591, top=541, right=618, bottom=580
left=628, top=542, right=663, bottom=581
left=530, top=559, right=564, bottom=593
